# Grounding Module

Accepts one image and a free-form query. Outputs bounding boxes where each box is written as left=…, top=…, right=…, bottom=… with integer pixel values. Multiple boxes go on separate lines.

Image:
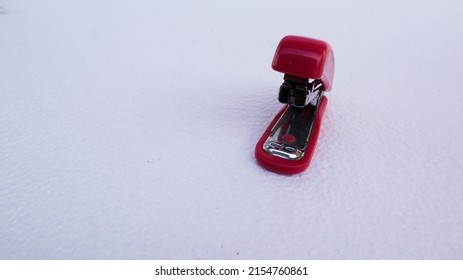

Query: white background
left=1, top=0, right=462, bottom=259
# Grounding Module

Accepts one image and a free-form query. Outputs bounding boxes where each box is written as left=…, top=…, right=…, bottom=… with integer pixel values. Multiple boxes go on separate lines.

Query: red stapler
left=255, top=35, right=335, bottom=174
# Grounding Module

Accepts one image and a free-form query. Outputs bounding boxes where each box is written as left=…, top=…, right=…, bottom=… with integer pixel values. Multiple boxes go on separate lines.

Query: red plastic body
left=272, top=35, right=334, bottom=91
left=255, top=96, right=328, bottom=174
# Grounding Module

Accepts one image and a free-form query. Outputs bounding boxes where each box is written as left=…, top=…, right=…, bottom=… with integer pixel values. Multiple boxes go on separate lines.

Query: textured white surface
left=1, top=0, right=462, bottom=259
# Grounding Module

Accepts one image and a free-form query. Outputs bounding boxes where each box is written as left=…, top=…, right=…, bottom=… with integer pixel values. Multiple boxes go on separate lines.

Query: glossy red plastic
left=272, top=35, right=334, bottom=91
left=255, top=96, right=328, bottom=174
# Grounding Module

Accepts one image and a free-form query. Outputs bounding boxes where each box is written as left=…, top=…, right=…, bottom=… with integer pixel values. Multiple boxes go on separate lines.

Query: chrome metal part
left=263, top=81, right=324, bottom=161
left=307, top=80, right=323, bottom=106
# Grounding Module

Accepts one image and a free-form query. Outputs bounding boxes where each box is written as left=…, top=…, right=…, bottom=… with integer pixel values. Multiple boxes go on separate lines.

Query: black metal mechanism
left=278, top=74, right=323, bottom=108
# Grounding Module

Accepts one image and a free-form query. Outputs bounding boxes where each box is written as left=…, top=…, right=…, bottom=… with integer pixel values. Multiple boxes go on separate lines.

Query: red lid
left=272, top=35, right=334, bottom=91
